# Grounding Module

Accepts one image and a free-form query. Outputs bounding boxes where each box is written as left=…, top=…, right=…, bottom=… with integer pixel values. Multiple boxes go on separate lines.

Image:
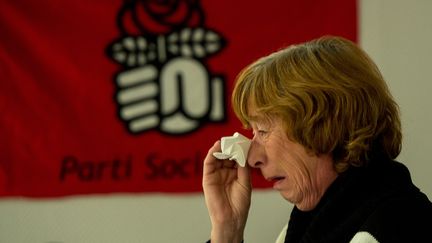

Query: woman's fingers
left=203, top=141, right=221, bottom=175
left=202, top=139, right=252, bottom=242
left=203, top=140, right=251, bottom=186
left=237, top=164, right=251, bottom=190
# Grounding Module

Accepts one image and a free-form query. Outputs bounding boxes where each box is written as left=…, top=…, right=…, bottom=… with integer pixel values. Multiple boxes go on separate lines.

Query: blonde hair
left=232, top=36, right=402, bottom=172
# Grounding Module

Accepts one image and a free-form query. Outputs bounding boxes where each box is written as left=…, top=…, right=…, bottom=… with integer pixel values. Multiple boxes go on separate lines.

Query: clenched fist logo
left=106, top=0, right=226, bottom=135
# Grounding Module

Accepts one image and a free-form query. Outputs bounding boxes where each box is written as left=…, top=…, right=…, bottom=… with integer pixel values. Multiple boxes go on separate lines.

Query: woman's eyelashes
left=258, top=130, right=268, bottom=136
left=250, top=121, right=271, bottom=140
left=252, top=127, right=270, bottom=140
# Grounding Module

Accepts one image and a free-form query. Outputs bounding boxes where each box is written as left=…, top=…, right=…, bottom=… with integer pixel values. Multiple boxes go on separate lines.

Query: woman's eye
left=257, top=130, right=269, bottom=138
left=250, top=123, right=270, bottom=139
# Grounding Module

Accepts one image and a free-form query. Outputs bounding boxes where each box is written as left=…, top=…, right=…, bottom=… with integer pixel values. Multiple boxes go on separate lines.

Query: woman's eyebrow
left=248, top=116, right=258, bottom=122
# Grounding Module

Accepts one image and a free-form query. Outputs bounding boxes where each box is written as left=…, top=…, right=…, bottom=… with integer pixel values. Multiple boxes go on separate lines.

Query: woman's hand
left=202, top=140, right=252, bottom=243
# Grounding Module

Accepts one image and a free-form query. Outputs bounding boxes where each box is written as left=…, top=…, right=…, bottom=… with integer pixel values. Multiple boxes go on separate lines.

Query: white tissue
left=212, top=132, right=251, bottom=167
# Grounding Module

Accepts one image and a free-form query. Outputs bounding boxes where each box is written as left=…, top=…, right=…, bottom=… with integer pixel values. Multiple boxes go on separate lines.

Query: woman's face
left=247, top=116, right=337, bottom=211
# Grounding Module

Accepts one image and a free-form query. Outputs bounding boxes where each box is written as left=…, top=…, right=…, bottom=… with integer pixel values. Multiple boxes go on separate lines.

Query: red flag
left=0, top=0, right=357, bottom=197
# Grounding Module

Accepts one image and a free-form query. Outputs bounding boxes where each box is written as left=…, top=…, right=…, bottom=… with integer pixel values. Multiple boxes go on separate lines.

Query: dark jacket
left=284, top=159, right=432, bottom=243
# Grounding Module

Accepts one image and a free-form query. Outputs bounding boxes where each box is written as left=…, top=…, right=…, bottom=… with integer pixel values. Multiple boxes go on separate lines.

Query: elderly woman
left=202, top=36, right=432, bottom=243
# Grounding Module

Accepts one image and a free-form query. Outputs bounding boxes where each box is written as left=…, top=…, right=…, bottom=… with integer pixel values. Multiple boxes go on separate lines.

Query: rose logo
left=106, top=0, right=227, bottom=135
left=118, top=0, right=204, bottom=36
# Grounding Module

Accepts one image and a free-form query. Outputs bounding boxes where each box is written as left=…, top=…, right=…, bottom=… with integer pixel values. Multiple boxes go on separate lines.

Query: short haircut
left=232, top=36, right=402, bottom=172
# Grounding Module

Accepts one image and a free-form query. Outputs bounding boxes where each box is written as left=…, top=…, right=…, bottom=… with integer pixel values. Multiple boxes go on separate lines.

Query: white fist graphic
left=116, top=58, right=225, bottom=134
left=116, top=65, right=160, bottom=133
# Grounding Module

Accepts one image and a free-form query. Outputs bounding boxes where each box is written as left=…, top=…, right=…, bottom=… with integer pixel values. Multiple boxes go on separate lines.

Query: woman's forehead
left=247, top=112, right=278, bottom=126
left=246, top=99, right=260, bottom=116
left=245, top=104, right=262, bottom=122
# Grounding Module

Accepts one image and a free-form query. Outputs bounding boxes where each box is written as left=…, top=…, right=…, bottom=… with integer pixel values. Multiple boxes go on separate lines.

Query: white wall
left=359, top=0, right=432, bottom=197
left=1, top=1, right=431, bottom=242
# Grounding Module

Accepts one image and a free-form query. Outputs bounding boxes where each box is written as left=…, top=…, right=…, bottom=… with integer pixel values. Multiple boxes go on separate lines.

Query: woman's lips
left=268, top=176, right=285, bottom=189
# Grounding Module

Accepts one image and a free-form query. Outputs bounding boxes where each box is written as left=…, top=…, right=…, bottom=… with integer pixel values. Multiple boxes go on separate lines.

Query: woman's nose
left=247, top=139, right=265, bottom=168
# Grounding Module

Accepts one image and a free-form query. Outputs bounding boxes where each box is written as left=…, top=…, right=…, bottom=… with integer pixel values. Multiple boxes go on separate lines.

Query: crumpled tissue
left=212, top=132, right=251, bottom=167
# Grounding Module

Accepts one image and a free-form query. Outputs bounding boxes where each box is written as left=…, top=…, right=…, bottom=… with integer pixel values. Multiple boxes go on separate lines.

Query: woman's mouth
left=268, top=176, right=286, bottom=189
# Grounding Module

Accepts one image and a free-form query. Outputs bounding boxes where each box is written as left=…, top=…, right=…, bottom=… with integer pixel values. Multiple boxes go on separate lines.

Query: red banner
left=0, top=0, right=357, bottom=197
